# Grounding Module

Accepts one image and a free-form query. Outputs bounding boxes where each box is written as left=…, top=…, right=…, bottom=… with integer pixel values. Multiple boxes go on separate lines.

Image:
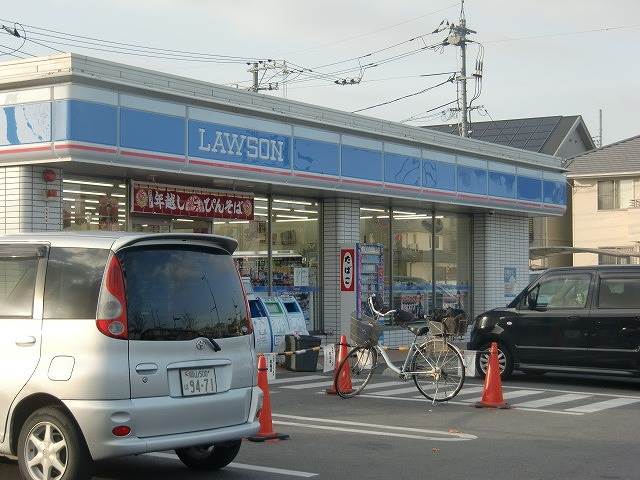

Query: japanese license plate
left=180, top=368, right=216, bottom=396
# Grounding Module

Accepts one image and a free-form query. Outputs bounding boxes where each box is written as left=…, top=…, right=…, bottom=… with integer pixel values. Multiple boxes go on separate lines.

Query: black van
left=468, top=266, right=640, bottom=378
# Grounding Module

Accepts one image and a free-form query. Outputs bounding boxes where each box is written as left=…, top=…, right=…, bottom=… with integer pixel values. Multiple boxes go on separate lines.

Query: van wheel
left=175, top=441, right=241, bottom=471
left=476, top=341, right=514, bottom=379
left=17, top=406, right=92, bottom=480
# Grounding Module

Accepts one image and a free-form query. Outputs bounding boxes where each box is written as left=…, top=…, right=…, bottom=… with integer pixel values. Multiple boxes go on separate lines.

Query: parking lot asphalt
left=2, top=369, right=640, bottom=480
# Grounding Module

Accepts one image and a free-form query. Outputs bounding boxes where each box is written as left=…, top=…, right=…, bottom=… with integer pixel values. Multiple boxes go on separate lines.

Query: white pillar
left=322, top=198, right=360, bottom=342
left=0, top=165, right=63, bottom=234
left=473, top=213, right=529, bottom=315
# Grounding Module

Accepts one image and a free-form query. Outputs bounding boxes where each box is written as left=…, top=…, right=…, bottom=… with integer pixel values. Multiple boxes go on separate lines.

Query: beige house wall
left=571, top=178, right=640, bottom=266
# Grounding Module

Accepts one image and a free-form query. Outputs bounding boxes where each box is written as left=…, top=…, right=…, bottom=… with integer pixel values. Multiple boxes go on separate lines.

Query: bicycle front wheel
left=334, top=345, right=378, bottom=398
left=411, top=339, right=465, bottom=402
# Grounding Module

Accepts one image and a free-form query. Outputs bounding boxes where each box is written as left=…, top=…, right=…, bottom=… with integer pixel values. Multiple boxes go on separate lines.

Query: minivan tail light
left=97, top=254, right=128, bottom=340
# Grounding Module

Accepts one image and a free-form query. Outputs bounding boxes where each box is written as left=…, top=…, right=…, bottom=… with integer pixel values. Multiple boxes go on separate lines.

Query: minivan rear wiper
left=195, top=333, right=222, bottom=352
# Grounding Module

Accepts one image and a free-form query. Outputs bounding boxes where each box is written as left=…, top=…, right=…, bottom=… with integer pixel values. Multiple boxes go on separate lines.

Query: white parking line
left=502, top=389, right=542, bottom=400
left=272, top=413, right=477, bottom=441
left=565, top=397, right=640, bottom=413
left=145, top=452, right=318, bottom=477
left=463, top=381, right=640, bottom=400
left=361, top=393, right=585, bottom=415
left=282, top=379, right=362, bottom=390
left=370, top=386, right=421, bottom=396
left=270, top=375, right=325, bottom=385
left=513, top=393, right=591, bottom=408
left=363, top=380, right=406, bottom=390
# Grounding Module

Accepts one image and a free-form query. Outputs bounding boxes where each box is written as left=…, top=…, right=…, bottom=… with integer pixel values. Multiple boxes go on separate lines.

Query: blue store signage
left=188, top=120, right=291, bottom=169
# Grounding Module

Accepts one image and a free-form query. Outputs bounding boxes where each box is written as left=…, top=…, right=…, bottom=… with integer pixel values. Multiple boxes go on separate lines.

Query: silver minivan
left=0, top=232, right=262, bottom=480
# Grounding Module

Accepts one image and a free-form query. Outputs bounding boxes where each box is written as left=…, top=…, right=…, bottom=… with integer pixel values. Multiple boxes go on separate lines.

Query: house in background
left=425, top=116, right=595, bottom=268
left=566, top=135, right=640, bottom=266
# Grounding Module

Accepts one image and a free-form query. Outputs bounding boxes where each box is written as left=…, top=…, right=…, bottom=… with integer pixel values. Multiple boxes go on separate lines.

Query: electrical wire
left=401, top=99, right=459, bottom=123
left=484, top=23, right=640, bottom=44
left=0, top=22, right=27, bottom=58
left=352, top=76, right=454, bottom=113
left=0, top=17, right=274, bottom=63
left=281, top=2, right=460, bottom=56
left=287, top=71, right=457, bottom=90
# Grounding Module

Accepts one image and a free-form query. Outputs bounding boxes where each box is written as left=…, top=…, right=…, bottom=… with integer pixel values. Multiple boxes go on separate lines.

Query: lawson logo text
left=198, top=128, right=285, bottom=162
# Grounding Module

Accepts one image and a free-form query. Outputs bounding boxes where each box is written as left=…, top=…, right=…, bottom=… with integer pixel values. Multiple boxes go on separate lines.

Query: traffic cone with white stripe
left=248, top=355, right=289, bottom=442
left=474, top=342, right=510, bottom=409
left=326, top=335, right=353, bottom=395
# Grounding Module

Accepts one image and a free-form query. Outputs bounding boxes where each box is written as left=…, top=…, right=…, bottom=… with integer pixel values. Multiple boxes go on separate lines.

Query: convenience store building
left=0, top=54, right=566, bottom=340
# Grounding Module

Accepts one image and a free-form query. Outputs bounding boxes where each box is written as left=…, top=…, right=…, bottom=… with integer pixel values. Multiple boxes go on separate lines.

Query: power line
left=287, top=71, right=457, bottom=90
left=352, top=76, right=454, bottom=113
left=484, top=23, right=640, bottom=44
left=281, top=2, right=460, bottom=56
left=401, top=99, right=459, bottom=123
left=0, top=17, right=274, bottom=63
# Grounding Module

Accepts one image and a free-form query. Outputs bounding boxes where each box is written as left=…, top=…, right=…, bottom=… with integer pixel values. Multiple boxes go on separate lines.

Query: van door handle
left=567, top=316, right=580, bottom=322
left=135, top=363, right=158, bottom=375
left=15, top=336, right=36, bottom=346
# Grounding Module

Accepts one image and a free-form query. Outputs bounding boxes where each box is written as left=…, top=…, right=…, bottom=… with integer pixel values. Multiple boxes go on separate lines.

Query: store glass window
left=215, top=197, right=269, bottom=294
left=392, top=208, right=433, bottom=315
left=360, top=205, right=391, bottom=303
left=62, top=177, right=127, bottom=231
left=434, top=213, right=471, bottom=317
left=270, top=198, right=320, bottom=330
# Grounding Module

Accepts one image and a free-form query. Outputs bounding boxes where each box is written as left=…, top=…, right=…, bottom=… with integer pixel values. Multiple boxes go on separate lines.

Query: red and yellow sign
left=132, top=181, right=254, bottom=220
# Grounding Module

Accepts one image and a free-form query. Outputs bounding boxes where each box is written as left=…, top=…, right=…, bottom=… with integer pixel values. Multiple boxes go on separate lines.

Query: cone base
left=326, top=387, right=354, bottom=395
left=473, top=401, right=510, bottom=409
left=247, top=432, right=290, bottom=442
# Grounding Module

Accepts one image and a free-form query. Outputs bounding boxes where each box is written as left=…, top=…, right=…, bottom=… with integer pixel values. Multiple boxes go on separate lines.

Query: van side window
left=528, top=274, right=591, bottom=309
left=0, top=253, right=38, bottom=318
left=44, top=247, right=110, bottom=319
left=598, top=278, right=640, bottom=309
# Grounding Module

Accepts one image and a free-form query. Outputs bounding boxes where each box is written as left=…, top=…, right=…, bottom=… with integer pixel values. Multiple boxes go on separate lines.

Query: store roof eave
left=0, top=53, right=563, bottom=172
left=49, top=156, right=564, bottom=218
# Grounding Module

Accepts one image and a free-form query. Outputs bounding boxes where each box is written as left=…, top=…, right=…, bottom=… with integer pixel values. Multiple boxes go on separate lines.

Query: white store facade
left=0, top=54, right=566, bottom=342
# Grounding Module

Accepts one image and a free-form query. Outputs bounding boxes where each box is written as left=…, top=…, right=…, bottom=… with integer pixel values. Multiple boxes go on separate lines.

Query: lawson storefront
left=0, top=54, right=567, bottom=340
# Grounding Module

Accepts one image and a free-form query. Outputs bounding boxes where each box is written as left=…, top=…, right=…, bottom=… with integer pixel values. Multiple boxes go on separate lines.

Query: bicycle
left=334, top=295, right=466, bottom=402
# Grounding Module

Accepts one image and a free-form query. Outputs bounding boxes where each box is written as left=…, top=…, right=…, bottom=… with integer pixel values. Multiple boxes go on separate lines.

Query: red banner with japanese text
left=132, top=182, right=254, bottom=220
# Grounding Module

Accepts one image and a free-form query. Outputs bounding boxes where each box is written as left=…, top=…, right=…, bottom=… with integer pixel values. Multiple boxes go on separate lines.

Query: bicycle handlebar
left=368, top=295, right=396, bottom=318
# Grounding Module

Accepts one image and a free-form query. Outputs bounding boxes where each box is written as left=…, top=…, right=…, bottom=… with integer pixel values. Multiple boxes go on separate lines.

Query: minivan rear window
left=120, top=246, right=250, bottom=340
left=0, top=255, right=38, bottom=318
left=44, top=248, right=110, bottom=319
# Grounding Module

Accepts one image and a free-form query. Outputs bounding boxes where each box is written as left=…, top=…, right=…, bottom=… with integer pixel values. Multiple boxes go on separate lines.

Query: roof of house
left=423, top=115, right=595, bottom=156
left=566, top=135, right=640, bottom=177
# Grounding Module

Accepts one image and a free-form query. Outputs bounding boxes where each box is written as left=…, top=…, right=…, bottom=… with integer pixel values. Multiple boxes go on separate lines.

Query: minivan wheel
left=175, top=441, right=242, bottom=471
left=17, top=406, right=91, bottom=480
left=476, top=342, right=514, bottom=379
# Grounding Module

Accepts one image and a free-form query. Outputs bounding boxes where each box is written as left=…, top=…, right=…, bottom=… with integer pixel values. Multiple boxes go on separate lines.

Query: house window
left=597, top=179, right=634, bottom=210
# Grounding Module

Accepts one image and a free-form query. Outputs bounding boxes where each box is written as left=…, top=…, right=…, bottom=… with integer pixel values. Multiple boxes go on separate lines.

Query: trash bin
left=284, top=334, right=321, bottom=372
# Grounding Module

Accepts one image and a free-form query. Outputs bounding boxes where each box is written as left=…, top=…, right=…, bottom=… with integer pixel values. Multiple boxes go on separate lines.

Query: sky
left=3, top=0, right=639, bottom=144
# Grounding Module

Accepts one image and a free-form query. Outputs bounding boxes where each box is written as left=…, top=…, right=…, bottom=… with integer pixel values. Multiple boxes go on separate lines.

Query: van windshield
left=119, top=246, right=250, bottom=340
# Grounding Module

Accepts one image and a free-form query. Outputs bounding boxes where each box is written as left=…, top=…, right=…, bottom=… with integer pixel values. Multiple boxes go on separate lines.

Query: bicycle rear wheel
left=335, top=345, right=378, bottom=398
left=411, top=339, right=465, bottom=402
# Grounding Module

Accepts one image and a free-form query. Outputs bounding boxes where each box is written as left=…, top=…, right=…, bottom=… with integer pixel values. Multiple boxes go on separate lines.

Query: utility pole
left=592, top=109, right=603, bottom=147
left=246, top=60, right=285, bottom=93
left=444, top=0, right=477, bottom=137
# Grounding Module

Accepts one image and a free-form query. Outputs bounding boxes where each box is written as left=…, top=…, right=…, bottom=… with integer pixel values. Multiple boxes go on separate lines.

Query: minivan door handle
left=567, top=315, right=581, bottom=322
left=15, top=336, right=36, bottom=346
left=135, top=363, right=158, bottom=375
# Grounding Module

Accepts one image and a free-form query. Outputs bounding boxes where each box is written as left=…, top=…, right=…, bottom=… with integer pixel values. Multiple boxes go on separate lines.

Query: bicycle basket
left=350, top=313, right=383, bottom=346
left=428, top=320, right=446, bottom=336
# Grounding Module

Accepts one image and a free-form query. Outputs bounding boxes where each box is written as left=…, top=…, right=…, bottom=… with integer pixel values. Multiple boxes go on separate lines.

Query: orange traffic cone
left=247, top=355, right=289, bottom=442
left=474, top=342, right=510, bottom=409
left=326, top=335, right=353, bottom=395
